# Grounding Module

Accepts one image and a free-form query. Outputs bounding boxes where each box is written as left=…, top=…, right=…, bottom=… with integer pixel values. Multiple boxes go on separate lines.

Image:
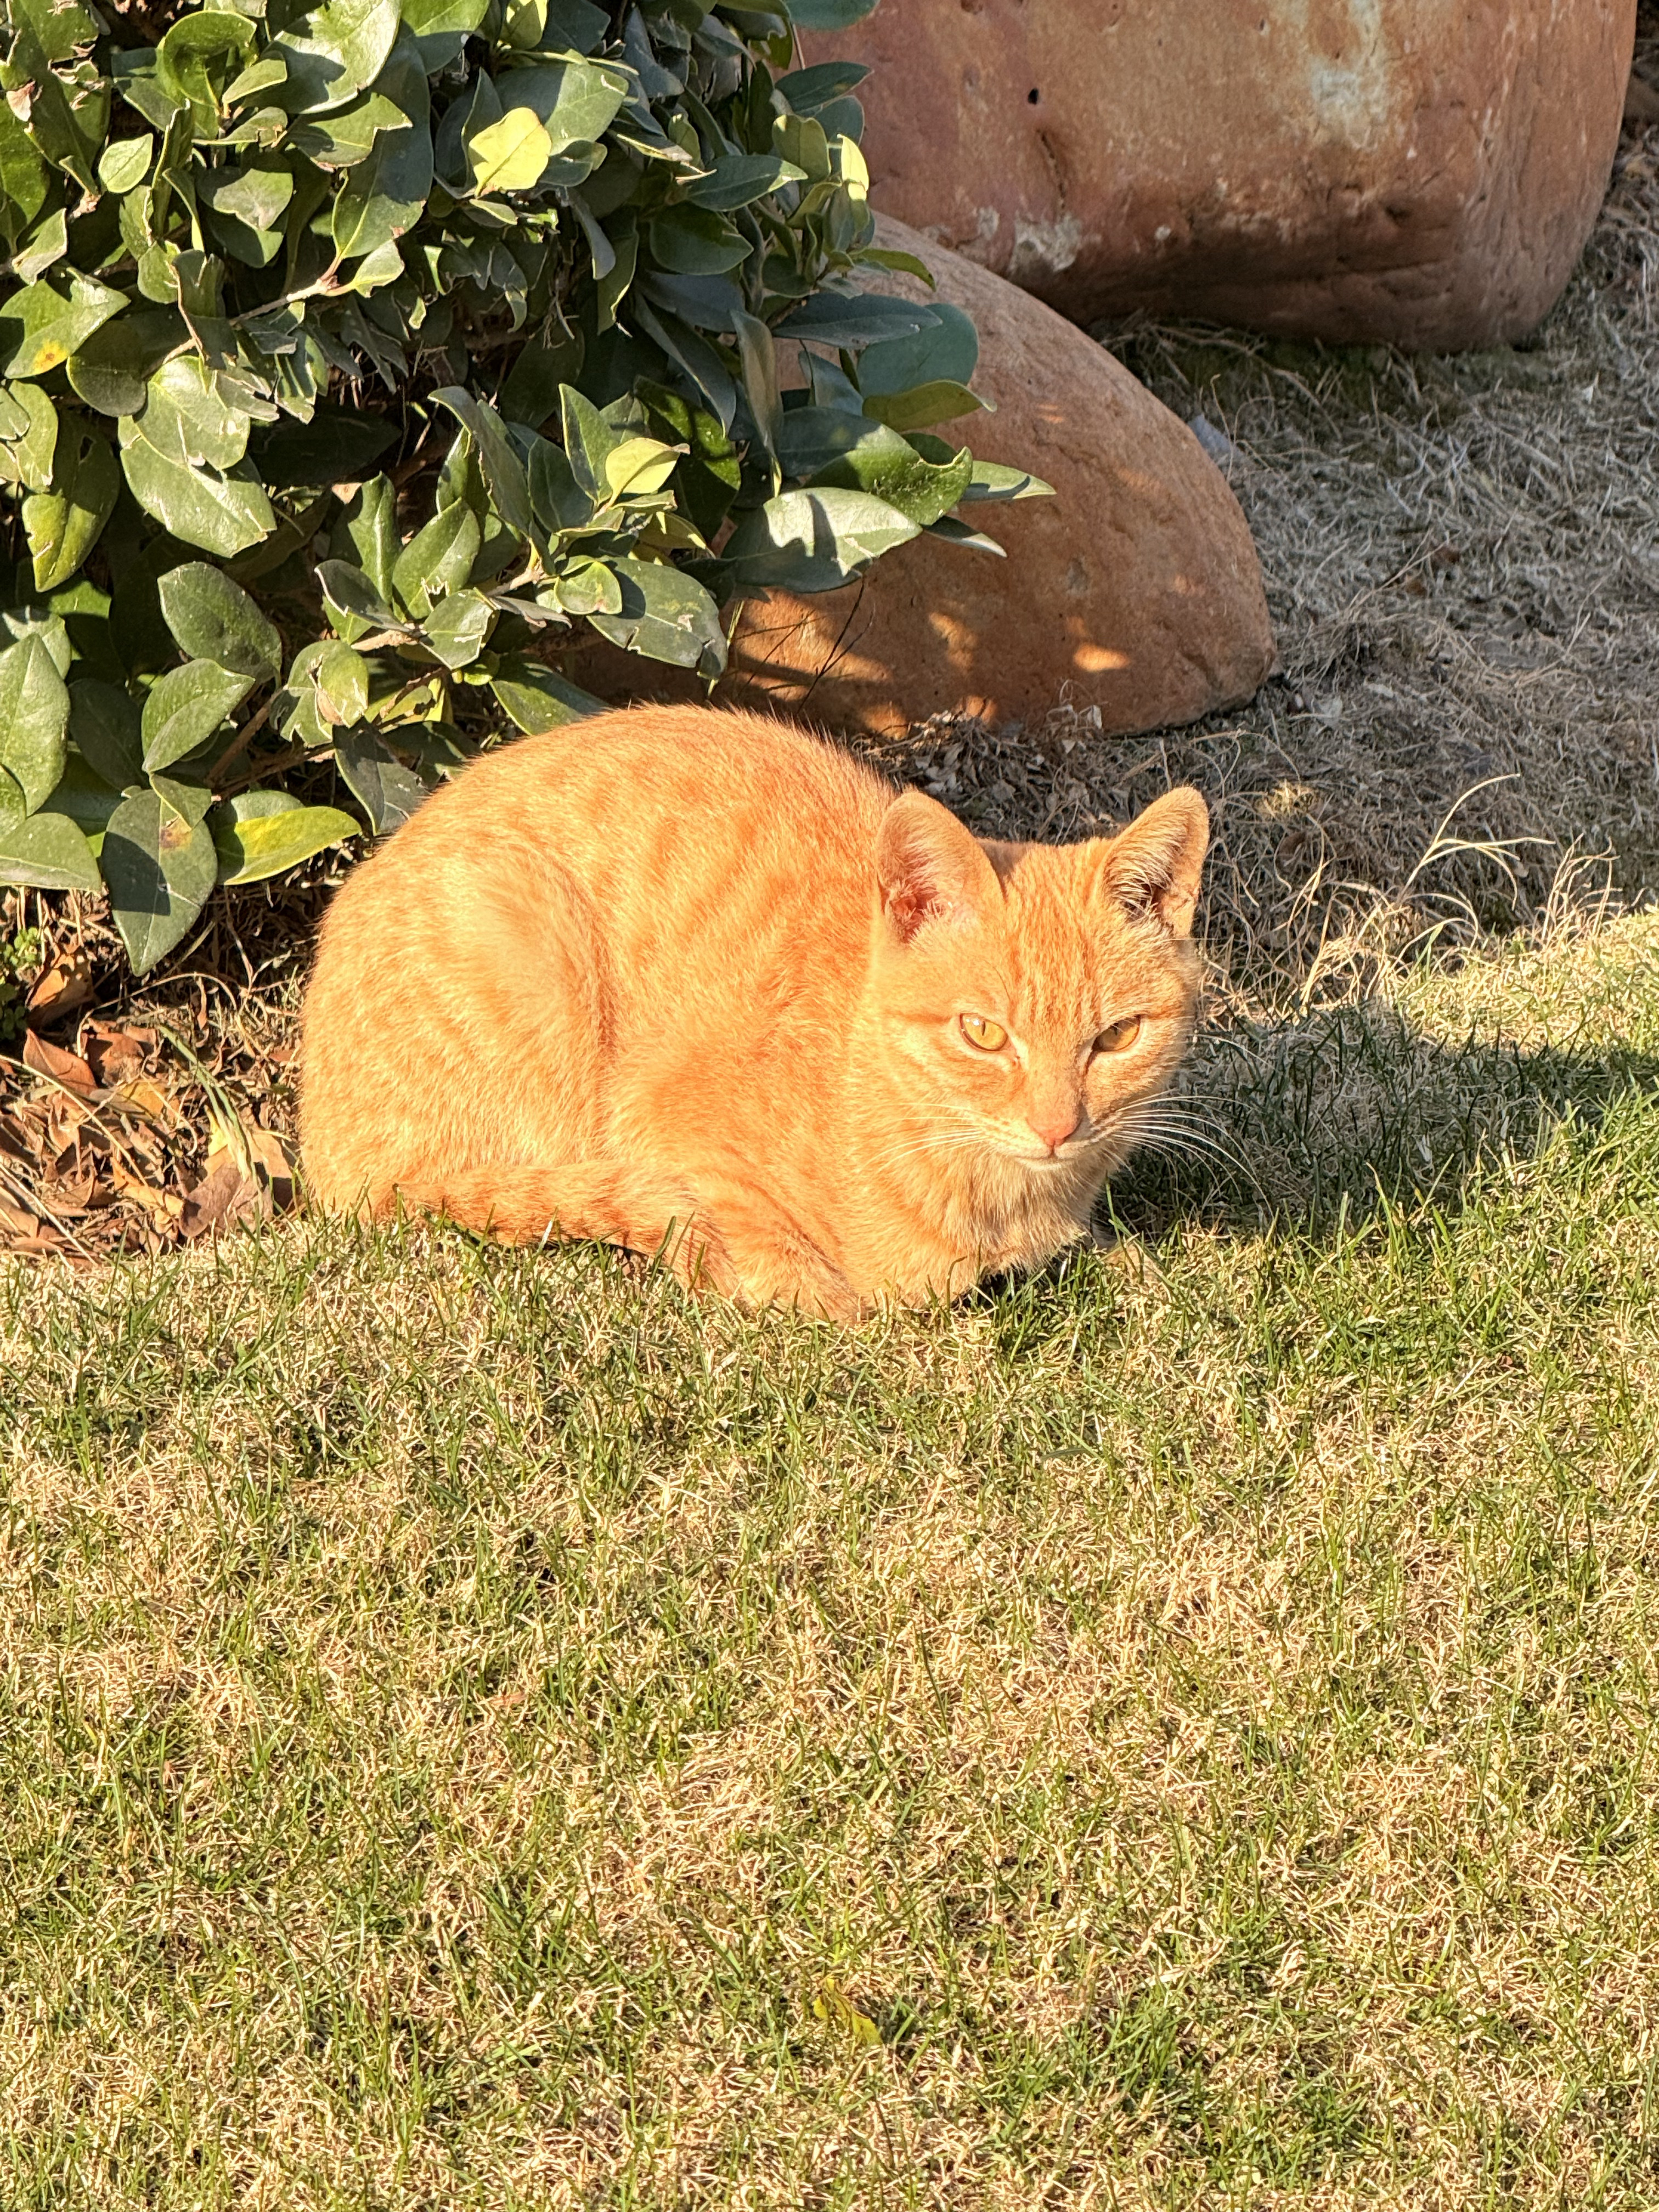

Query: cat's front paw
left=725, top=1247, right=866, bottom=1323
left=654, top=1209, right=739, bottom=1296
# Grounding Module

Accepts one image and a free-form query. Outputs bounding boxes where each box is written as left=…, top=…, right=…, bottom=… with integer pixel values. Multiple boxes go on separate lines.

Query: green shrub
left=0, top=0, right=1047, bottom=972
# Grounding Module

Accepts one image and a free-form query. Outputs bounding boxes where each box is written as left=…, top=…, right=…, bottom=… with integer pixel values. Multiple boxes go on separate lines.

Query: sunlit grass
left=3, top=916, right=1658, bottom=2209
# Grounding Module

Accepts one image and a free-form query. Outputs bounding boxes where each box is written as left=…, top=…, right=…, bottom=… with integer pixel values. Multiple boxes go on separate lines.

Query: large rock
left=807, top=0, right=1635, bottom=351
left=573, top=217, right=1274, bottom=740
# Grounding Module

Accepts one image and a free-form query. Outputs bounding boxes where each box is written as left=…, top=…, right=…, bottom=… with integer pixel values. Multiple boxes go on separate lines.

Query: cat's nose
left=1029, top=1106, right=1082, bottom=1154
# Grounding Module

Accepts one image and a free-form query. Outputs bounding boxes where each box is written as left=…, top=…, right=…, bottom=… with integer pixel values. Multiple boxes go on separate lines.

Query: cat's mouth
left=1008, top=1139, right=1105, bottom=1171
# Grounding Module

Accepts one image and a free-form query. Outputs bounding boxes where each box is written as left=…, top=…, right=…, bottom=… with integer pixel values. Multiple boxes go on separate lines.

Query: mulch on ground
left=1, top=885, right=314, bottom=1261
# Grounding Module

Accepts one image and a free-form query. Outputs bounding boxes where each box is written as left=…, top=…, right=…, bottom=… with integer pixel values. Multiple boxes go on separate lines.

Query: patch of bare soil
left=7, top=49, right=1659, bottom=1256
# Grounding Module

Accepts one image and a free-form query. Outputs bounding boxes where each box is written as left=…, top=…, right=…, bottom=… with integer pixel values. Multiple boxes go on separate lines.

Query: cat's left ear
left=876, top=789, right=1002, bottom=943
left=1096, top=788, right=1210, bottom=937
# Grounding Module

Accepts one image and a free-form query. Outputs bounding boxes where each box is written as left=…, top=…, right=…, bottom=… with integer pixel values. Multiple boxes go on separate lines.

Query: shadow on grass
left=1099, top=1001, right=1659, bottom=1244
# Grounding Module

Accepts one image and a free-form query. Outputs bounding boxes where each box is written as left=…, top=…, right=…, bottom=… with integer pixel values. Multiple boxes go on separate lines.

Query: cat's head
left=867, top=785, right=1209, bottom=1173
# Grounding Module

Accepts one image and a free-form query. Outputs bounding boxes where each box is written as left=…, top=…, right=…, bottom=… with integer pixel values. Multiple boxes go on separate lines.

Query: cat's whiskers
left=1107, top=1100, right=1259, bottom=1186
left=876, top=1124, right=1127, bottom=1177
left=1109, top=1093, right=1228, bottom=1137
left=1113, top=1102, right=1223, bottom=1139
left=1134, top=1127, right=1244, bottom=1169
left=874, top=1096, right=1245, bottom=1186
left=1114, top=1107, right=1237, bottom=1155
left=1135, top=1114, right=1247, bottom=1166
left=870, top=1128, right=994, bottom=1174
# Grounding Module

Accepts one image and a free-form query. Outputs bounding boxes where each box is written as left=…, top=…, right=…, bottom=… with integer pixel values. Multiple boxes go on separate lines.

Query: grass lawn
left=4, top=913, right=1657, bottom=2208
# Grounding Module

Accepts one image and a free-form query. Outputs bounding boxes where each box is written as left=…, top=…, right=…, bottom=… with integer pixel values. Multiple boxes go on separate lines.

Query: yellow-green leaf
left=0, top=379, right=57, bottom=492
left=0, top=272, right=126, bottom=380
left=0, top=634, right=69, bottom=815
left=97, top=132, right=153, bottom=194
left=0, top=809, right=100, bottom=891
left=25, top=422, right=119, bottom=592
left=466, top=108, right=553, bottom=196
left=314, top=641, right=369, bottom=727
left=211, top=798, right=358, bottom=884
left=602, top=435, right=684, bottom=498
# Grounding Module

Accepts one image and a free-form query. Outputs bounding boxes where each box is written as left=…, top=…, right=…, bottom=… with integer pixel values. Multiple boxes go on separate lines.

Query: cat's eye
left=1094, top=1015, right=1144, bottom=1055
left=960, top=1014, right=1008, bottom=1052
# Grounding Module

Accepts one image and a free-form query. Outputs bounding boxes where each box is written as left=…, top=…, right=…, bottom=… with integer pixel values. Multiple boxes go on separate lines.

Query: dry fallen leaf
left=3, top=1220, right=69, bottom=1254
left=83, top=1022, right=153, bottom=1090
left=22, top=1030, right=97, bottom=1097
left=245, top=1124, right=297, bottom=1212
left=180, top=1157, right=260, bottom=1240
left=110, top=1077, right=173, bottom=1125
left=42, top=1178, right=97, bottom=1216
left=110, top=1165, right=182, bottom=1222
left=25, top=949, right=95, bottom=1025
left=2, top=990, right=301, bottom=1260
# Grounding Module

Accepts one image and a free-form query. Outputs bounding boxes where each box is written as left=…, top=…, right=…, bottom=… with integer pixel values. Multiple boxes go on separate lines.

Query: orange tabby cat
left=300, top=706, right=1207, bottom=1319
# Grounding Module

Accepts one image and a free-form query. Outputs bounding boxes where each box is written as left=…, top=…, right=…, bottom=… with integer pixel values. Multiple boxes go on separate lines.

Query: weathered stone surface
left=807, top=0, right=1635, bottom=350
left=573, top=217, right=1275, bottom=740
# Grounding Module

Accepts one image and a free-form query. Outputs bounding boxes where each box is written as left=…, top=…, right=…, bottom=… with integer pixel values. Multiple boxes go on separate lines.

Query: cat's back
left=302, top=704, right=894, bottom=1204
left=383, top=702, right=890, bottom=898
left=312, top=704, right=894, bottom=1045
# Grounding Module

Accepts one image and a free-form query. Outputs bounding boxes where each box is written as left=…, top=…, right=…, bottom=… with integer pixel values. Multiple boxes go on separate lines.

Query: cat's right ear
left=1097, top=787, right=1210, bottom=938
left=876, top=791, right=1002, bottom=944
